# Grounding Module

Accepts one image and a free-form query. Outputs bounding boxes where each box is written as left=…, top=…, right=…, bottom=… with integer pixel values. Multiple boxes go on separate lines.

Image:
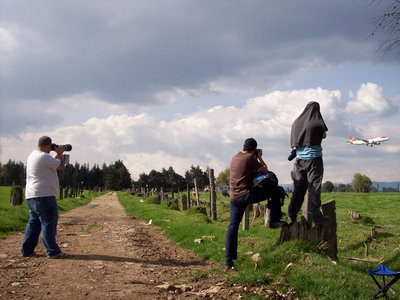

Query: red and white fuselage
left=347, top=135, right=389, bottom=146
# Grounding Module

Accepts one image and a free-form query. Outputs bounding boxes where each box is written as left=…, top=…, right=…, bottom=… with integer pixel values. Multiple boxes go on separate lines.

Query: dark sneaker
left=314, top=216, right=329, bottom=227
left=288, top=218, right=297, bottom=226
left=269, top=221, right=288, bottom=229
left=47, top=252, right=68, bottom=259
left=225, top=265, right=236, bottom=272
left=22, top=252, right=38, bottom=257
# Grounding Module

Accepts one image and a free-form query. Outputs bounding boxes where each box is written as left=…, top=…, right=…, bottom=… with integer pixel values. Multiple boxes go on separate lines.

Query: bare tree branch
left=370, top=0, right=400, bottom=54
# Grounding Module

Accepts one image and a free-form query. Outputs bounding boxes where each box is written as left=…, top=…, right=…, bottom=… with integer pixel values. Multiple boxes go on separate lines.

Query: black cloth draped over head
left=290, top=101, right=328, bottom=148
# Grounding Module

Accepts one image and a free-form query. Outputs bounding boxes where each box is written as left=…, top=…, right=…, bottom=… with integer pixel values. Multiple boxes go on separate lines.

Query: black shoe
left=269, top=221, right=288, bottom=229
left=224, top=264, right=236, bottom=272
left=47, top=252, right=68, bottom=259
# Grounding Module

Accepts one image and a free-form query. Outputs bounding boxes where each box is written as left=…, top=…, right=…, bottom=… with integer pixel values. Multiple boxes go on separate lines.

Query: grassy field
left=118, top=191, right=400, bottom=299
left=0, top=186, right=105, bottom=238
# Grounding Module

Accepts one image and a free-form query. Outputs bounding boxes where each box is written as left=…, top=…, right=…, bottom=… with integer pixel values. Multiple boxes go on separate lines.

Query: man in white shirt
left=21, top=136, right=67, bottom=258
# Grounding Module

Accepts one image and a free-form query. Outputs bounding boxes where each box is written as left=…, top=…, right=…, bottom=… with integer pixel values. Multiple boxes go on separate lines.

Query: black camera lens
left=62, top=144, right=72, bottom=151
left=50, top=143, right=72, bottom=151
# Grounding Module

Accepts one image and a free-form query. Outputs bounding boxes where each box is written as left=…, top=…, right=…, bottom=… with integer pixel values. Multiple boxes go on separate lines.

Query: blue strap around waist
left=367, top=264, right=400, bottom=276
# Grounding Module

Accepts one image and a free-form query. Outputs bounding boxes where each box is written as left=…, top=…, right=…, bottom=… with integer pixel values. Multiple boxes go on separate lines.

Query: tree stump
left=10, top=186, right=23, bottom=206
left=277, top=199, right=338, bottom=258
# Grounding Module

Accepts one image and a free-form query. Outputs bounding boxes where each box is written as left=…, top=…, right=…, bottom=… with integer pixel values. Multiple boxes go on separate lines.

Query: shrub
left=186, top=206, right=211, bottom=223
left=144, top=195, right=161, bottom=205
left=166, top=199, right=180, bottom=211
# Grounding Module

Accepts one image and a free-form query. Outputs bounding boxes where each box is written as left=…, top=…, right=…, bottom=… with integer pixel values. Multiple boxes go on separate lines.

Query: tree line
left=0, top=159, right=212, bottom=192
left=135, top=165, right=210, bottom=192
left=0, top=159, right=132, bottom=191
left=322, top=173, right=399, bottom=193
left=2, top=159, right=397, bottom=193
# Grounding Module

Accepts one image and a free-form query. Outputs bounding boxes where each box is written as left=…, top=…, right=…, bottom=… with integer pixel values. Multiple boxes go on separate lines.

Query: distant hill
left=372, top=181, right=400, bottom=191
left=281, top=181, right=400, bottom=192
left=281, top=183, right=292, bottom=190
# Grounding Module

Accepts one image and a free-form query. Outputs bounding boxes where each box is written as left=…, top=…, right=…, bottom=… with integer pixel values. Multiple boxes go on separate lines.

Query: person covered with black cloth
left=287, top=101, right=329, bottom=227
left=225, top=138, right=286, bottom=271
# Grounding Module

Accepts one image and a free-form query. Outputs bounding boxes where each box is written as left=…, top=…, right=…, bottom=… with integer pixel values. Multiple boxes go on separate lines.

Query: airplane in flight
left=347, top=135, right=390, bottom=147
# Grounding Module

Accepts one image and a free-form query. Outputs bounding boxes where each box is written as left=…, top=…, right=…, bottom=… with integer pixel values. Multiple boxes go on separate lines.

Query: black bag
left=253, top=171, right=287, bottom=207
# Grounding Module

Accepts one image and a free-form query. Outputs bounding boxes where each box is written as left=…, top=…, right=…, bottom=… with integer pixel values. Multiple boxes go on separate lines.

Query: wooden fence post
left=194, top=178, right=200, bottom=206
left=264, top=206, right=270, bottom=226
left=187, top=184, right=191, bottom=209
left=10, top=186, right=23, bottom=206
left=209, top=169, right=217, bottom=220
left=160, top=187, right=164, bottom=202
left=181, top=194, right=188, bottom=211
left=243, top=206, right=250, bottom=230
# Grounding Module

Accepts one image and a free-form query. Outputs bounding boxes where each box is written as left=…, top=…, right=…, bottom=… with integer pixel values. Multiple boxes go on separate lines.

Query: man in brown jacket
left=225, top=138, right=286, bottom=270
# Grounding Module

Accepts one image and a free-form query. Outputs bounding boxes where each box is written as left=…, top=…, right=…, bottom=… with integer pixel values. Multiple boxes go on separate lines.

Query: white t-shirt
left=25, top=150, right=61, bottom=199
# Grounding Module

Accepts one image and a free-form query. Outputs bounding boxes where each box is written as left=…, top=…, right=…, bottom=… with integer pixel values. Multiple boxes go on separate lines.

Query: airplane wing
left=348, top=136, right=369, bottom=145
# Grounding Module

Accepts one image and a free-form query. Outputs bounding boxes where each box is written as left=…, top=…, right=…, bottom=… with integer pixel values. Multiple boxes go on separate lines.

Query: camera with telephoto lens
left=51, top=143, right=72, bottom=151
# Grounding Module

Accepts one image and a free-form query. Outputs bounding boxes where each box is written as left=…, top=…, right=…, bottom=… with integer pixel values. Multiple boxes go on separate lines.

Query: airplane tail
left=348, top=135, right=356, bottom=141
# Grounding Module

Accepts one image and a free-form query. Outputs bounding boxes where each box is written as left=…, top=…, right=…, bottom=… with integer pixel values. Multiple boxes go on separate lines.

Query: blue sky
left=1, top=0, right=399, bottom=184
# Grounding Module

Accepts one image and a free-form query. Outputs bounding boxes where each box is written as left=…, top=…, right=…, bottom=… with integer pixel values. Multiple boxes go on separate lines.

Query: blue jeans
left=21, top=196, right=61, bottom=257
left=225, top=186, right=281, bottom=266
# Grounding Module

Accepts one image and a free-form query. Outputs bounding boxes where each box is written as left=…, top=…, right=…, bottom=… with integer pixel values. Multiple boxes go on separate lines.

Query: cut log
left=277, top=199, right=338, bottom=258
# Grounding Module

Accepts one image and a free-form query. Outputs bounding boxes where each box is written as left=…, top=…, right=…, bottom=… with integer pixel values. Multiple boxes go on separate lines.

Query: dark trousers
left=225, top=186, right=281, bottom=266
left=288, top=157, right=324, bottom=222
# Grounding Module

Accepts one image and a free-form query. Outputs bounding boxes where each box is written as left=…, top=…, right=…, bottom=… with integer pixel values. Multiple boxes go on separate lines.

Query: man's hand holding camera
left=52, top=144, right=67, bottom=171
left=255, top=149, right=263, bottom=159
left=255, top=149, right=268, bottom=173
left=54, top=145, right=65, bottom=156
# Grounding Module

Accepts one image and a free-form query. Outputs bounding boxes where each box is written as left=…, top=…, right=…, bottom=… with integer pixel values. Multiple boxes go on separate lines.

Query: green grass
left=118, top=191, right=400, bottom=299
left=0, top=186, right=106, bottom=238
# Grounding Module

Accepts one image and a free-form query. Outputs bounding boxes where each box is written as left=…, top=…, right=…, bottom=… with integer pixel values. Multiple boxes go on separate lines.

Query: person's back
left=225, top=138, right=286, bottom=271
left=26, top=149, right=60, bottom=199
left=230, top=151, right=260, bottom=199
left=22, top=136, right=67, bottom=259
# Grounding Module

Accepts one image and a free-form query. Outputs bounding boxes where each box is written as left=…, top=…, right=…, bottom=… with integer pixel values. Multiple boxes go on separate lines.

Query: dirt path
left=0, top=193, right=233, bottom=299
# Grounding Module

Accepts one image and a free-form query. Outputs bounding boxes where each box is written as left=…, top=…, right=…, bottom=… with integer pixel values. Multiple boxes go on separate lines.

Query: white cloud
left=0, top=27, right=18, bottom=51
left=346, top=82, right=398, bottom=117
left=2, top=84, right=398, bottom=184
